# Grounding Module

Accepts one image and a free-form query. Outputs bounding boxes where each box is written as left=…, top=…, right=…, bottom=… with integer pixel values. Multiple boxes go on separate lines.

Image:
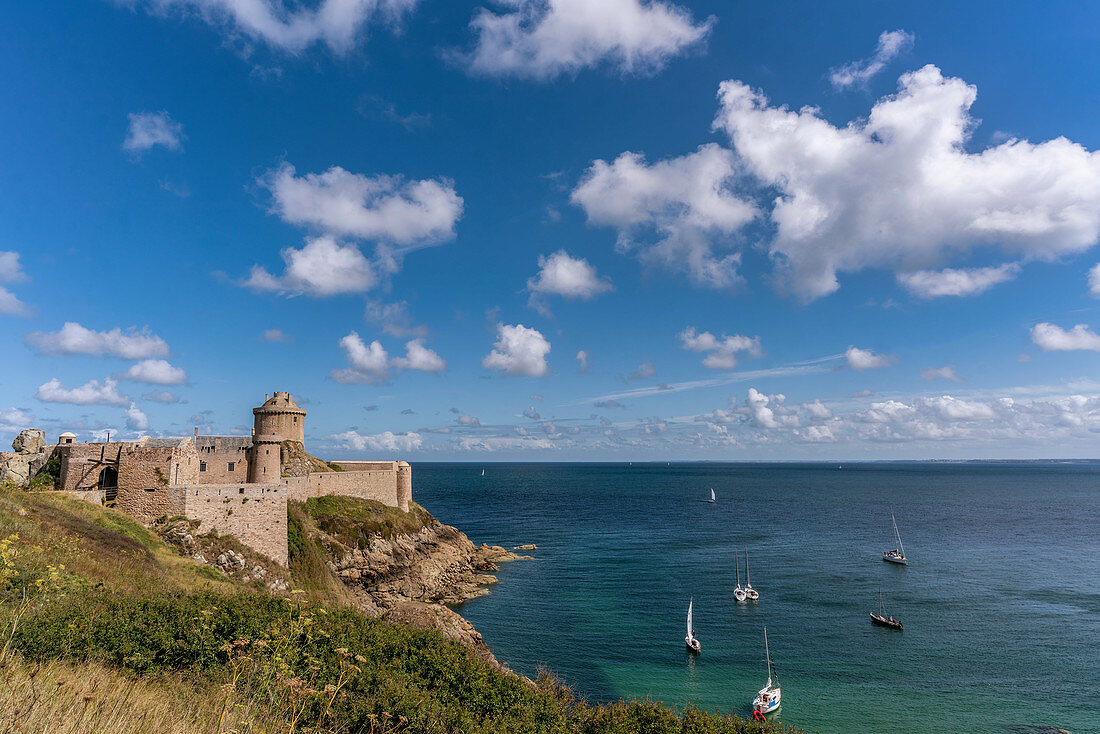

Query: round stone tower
left=396, top=461, right=411, bottom=512
left=248, top=392, right=306, bottom=483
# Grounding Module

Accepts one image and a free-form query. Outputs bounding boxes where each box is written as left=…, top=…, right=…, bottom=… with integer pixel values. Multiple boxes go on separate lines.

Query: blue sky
left=3, top=0, right=1100, bottom=460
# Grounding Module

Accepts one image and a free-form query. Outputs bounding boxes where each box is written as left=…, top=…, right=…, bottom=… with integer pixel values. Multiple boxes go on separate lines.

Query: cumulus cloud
left=829, top=30, right=914, bottom=90
left=329, top=430, right=423, bottom=452
left=331, top=332, right=446, bottom=384
left=461, top=0, right=712, bottom=79
left=801, top=399, right=832, bottom=421
left=456, top=414, right=481, bottom=427
left=244, top=236, right=377, bottom=297
left=713, top=66, right=1100, bottom=300
left=363, top=300, right=427, bottom=338
left=131, top=0, right=419, bottom=54
left=526, top=250, right=613, bottom=314
left=123, top=111, right=184, bottom=153
left=482, top=323, right=551, bottom=377
left=125, top=402, right=150, bottom=431
left=846, top=346, right=896, bottom=371
left=576, top=349, right=590, bottom=373
left=679, top=327, right=762, bottom=370
left=142, top=390, right=181, bottom=404
left=898, top=263, right=1020, bottom=298
left=921, top=365, right=965, bottom=382
left=392, top=339, right=447, bottom=373
left=261, top=163, right=463, bottom=246
left=0, top=251, right=29, bottom=316
left=121, top=359, right=188, bottom=385
left=0, top=287, right=28, bottom=317
left=572, top=144, right=757, bottom=288
left=261, top=328, right=293, bottom=342
left=26, top=322, right=170, bottom=359
left=521, top=406, right=541, bottom=420
left=1030, top=322, right=1100, bottom=352
left=1089, top=263, right=1100, bottom=297
left=36, top=377, right=131, bottom=407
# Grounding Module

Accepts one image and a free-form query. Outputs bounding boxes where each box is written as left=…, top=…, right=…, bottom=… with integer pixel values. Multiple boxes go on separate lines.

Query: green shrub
left=27, top=451, right=61, bottom=492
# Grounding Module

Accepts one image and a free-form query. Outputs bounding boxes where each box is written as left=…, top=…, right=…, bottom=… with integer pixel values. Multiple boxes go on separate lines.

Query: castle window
left=200, top=461, right=207, bottom=472
left=228, top=462, right=235, bottom=472
left=239, top=487, right=244, bottom=494
left=293, top=416, right=297, bottom=423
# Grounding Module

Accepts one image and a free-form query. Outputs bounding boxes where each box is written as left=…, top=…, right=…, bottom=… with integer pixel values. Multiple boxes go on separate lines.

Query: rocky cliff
left=290, top=495, right=531, bottom=668
left=0, top=429, right=50, bottom=487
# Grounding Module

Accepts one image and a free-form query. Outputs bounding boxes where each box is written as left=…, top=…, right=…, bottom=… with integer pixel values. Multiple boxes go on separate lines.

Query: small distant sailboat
left=883, top=514, right=907, bottom=565
left=480, top=469, right=485, bottom=477
left=734, top=549, right=748, bottom=603
left=685, top=597, right=701, bottom=654
left=752, top=627, right=781, bottom=714
left=870, top=589, right=903, bottom=630
left=744, top=550, right=759, bottom=601
left=707, top=488, right=716, bottom=504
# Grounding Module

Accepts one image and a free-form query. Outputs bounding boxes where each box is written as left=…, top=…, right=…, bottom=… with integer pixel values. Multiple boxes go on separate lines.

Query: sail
left=710, top=488, right=716, bottom=502
left=687, top=599, right=693, bottom=637
left=892, top=514, right=905, bottom=556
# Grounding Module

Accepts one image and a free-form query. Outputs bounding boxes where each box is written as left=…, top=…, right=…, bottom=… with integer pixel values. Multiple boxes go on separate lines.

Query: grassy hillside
left=0, top=486, right=801, bottom=734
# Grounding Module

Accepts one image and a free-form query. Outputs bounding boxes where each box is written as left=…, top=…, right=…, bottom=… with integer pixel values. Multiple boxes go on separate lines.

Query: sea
left=415, top=462, right=1100, bottom=734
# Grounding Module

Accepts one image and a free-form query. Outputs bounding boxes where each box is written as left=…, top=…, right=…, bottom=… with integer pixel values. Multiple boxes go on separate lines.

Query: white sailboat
left=752, top=627, right=781, bottom=714
left=685, top=597, right=701, bottom=653
left=744, top=550, right=759, bottom=601
left=481, top=469, right=485, bottom=476
left=707, top=488, right=716, bottom=504
left=734, top=549, right=748, bottom=602
left=883, top=514, right=907, bottom=565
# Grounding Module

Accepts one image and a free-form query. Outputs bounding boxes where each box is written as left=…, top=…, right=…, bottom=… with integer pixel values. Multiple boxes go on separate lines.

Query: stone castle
left=3, top=392, right=411, bottom=565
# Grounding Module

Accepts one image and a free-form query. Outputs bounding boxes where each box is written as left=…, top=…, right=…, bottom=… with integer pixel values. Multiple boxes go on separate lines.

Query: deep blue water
left=414, top=463, right=1100, bottom=733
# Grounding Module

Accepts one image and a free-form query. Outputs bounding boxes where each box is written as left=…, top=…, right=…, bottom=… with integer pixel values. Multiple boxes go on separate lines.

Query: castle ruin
left=14, top=391, right=411, bottom=565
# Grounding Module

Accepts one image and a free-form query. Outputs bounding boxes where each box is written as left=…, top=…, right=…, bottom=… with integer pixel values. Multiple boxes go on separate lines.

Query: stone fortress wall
left=7, top=391, right=411, bottom=567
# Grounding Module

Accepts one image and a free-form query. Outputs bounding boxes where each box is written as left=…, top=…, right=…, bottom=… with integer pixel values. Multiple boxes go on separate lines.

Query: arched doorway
left=98, top=466, right=118, bottom=504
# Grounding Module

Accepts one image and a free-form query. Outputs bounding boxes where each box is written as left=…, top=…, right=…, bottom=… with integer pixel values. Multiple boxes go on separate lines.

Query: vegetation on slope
left=1, top=486, right=800, bottom=734
left=302, top=496, right=434, bottom=545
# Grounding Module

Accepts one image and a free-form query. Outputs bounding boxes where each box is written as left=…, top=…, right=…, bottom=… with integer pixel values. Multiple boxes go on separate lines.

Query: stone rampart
left=284, top=467, right=400, bottom=508
left=180, top=483, right=289, bottom=565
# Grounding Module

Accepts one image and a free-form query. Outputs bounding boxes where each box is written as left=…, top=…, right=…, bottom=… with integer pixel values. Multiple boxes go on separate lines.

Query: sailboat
left=685, top=597, right=701, bottom=653
left=480, top=469, right=485, bottom=477
left=734, top=549, right=748, bottom=602
left=752, top=627, right=781, bottom=714
left=870, top=589, right=903, bottom=630
left=744, top=550, right=759, bottom=601
left=707, top=488, right=716, bottom=504
left=883, top=514, right=907, bottom=565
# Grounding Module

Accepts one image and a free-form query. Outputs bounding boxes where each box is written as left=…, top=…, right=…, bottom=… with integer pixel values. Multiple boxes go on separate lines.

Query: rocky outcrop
left=0, top=429, right=50, bottom=487
left=383, top=600, right=499, bottom=666
left=155, top=517, right=290, bottom=592
left=280, top=440, right=336, bottom=478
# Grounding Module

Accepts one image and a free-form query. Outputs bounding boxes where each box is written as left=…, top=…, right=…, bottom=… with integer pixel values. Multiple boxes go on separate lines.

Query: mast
left=736, top=549, right=741, bottom=587
left=892, top=514, right=905, bottom=557
left=878, top=589, right=883, bottom=616
left=764, top=627, right=773, bottom=688
left=745, top=550, right=751, bottom=587
left=687, top=597, right=693, bottom=637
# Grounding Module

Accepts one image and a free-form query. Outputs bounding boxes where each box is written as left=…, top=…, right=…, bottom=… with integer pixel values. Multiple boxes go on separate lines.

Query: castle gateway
left=46, top=391, right=411, bottom=565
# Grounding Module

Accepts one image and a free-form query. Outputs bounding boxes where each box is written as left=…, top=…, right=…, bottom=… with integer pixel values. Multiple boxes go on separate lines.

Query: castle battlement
left=31, top=391, right=412, bottom=566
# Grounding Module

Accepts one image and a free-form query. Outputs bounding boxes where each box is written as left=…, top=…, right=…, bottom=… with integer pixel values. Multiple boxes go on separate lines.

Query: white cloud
left=0, top=287, right=28, bottom=317
left=1089, top=263, right=1100, bottom=297
left=134, top=0, right=419, bottom=54
left=244, top=236, right=377, bottom=297
left=455, top=435, right=556, bottom=452
left=261, top=163, right=463, bottom=246
left=25, top=322, right=170, bottom=359
left=261, top=328, right=293, bottom=343
left=482, top=323, right=551, bottom=377
left=623, top=359, right=656, bottom=381
left=898, top=263, right=1020, bottom=298
left=121, top=359, right=188, bottom=385
left=462, top=0, right=712, bottom=79
left=921, top=365, right=965, bottom=382
left=846, top=346, right=896, bottom=371
left=0, top=407, right=31, bottom=433
left=526, top=250, right=612, bottom=314
left=391, top=338, right=446, bottom=373
left=920, top=395, right=994, bottom=421
left=125, top=402, right=150, bottom=431
left=329, top=430, right=423, bottom=453
left=0, top=252, right=26, bottom=284
left=572, top=144, right=757, bottom=288
left=522, top=406, right=541, bottom=420
left=679, top=327, right=762, bottom=370
left=801, top=399, right=833, bottom=421
left=457, top=414, right=481, bottom=427
left=123, top=111, right=184, bottom=153
left=1030, top=322, right=1100, bottom=352
left=331, top=333, right=446, bottom=383
left=713, top=65, right=1100, bottom=300
left=829, top=30, right=914, bottom=90
left=576, top=349, right=589, bottom=373
left=36, top=377, right=131, bottom=407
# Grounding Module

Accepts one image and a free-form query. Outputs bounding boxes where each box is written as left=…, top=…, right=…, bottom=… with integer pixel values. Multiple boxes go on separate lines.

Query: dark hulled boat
left=870, top=590, right=903, bottom=630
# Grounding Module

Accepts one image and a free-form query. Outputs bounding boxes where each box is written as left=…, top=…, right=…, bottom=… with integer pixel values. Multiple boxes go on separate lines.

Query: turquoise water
left=415, top=463, right=1100, bottom=733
